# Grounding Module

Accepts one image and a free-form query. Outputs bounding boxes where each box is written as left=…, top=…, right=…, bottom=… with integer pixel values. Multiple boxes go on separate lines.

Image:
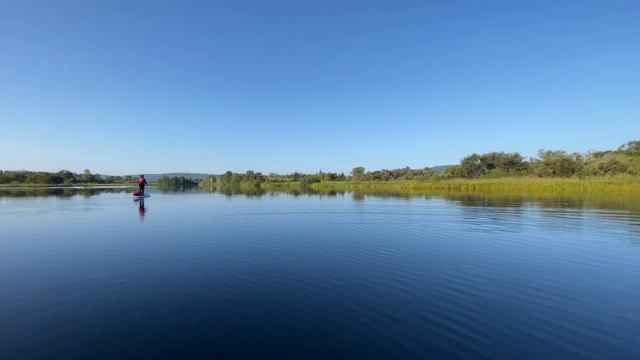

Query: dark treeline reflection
left=441, top=193, right=640, bottom=216
left=201, top=184, right=354, bottom=198
left=3, top=186, right=640, bottom=217
left=156, top=183, right=201, bottom=193
left=201, top=184, right=640, bottom=215
left=0, top=187, right=131, bottom=198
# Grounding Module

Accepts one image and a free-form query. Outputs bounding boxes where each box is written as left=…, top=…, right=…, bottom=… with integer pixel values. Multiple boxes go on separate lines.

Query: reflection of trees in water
left=446, top=193, right=640, bottom=243
left=156, top=184, right=200, bottom=193
left=198, top=185, right=640, bottom=215
left=0, top=187, right=131, bottom=198
left=201, top=184, right=266, bottom=197
left=202, top=184, right=350, bottom=198
left=4, top=186, right=640, bottom=222
left=440, top=193, right=640, bottom=216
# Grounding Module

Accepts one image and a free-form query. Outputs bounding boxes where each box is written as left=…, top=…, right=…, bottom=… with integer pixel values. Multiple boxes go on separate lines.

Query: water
left=1, top=188, right=639, bottom=359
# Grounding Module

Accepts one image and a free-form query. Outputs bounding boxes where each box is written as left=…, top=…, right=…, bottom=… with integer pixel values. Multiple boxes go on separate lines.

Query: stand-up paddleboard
left=132, top=193, right=150, bottom=199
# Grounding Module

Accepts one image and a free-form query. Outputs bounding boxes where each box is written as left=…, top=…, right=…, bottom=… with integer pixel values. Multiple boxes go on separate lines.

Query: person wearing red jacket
left=136, top=175, right=149, bottom=195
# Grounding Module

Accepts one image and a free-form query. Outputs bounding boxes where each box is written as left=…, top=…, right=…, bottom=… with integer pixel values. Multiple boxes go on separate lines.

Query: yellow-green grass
left=309, top=177, right=640, bottom=196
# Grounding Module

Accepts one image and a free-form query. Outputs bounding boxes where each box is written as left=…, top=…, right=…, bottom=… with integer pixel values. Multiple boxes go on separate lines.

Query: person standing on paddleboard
left=137, top=175, right=148, bottom=195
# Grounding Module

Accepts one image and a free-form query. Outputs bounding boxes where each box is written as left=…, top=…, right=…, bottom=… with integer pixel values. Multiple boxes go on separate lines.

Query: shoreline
left=4, top=176, right=640, bottom=195
left=0, top=184, right=135, bottom=188
left=307, top=177, right=640, bottom=195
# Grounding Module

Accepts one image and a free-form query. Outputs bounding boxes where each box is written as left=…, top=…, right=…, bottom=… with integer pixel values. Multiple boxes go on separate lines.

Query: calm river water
left=0, top=187, right=639, bottom=359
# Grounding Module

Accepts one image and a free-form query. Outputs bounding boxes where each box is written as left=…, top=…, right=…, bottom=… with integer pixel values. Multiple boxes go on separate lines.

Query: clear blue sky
left=1, top=1, right=638, bottom=175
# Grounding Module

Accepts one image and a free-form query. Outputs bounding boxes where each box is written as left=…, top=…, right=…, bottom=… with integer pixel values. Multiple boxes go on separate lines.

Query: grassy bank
left=308, top=177, right=640, bottom=196
left=7, top=177, right=640, bottom=196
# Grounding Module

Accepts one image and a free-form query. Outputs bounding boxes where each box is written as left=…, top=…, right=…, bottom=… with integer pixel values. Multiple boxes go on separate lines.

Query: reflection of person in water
left=138, top=200, right=146, bottom=220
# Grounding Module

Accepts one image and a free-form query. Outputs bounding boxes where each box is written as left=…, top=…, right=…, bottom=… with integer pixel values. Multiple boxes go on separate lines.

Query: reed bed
left=310, top=177, right=640, bottom=196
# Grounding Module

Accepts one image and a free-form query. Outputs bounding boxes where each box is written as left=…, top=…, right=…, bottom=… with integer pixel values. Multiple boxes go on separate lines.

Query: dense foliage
left=156, top=176, right=199, bottom=187
left=200, top=171, right=266, bottom=189
left=442, top=140, right=640, bottom=179
left=0, top=169, right=132, bottom=185
left=351, top=167, right=437, bottom=181
left=200, top=170, right=348, bottom=189
left=4, top=140, right=639, bottom=186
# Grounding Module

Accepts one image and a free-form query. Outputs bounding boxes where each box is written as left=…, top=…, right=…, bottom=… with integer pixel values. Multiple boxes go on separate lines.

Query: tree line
left=201, top=140, right=640, bottom=188
left=156, top=176, right=199, bottom=188
left=3, top=140, right=639, bottom=186
left=441, top=140, right=640, bottom=179
left=200, top=171, right=266, bottom=189
left=0, top=169, right=133, bottom=185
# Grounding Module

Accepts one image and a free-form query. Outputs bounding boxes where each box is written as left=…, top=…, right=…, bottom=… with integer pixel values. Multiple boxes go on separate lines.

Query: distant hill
left=430, top=165, right=453, bottom=174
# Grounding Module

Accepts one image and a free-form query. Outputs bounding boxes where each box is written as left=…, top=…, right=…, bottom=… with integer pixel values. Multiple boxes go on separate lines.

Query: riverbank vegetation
left=4, top=140, right=640, bottom=195
left=156, top=176, right=199, bottom=187
left=309, top=177, right=640, bottom=195
left=0, top=169, right=133, bottom=186
left=441, top=140, right=640, bottom=179
left=200, top=140, right=640, bottom=194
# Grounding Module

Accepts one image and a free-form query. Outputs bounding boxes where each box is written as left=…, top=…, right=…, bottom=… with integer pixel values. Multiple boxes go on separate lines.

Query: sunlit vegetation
left=4, top=140, right=640, bottom=194
left=156, top=176, right=199, bottom=187
left=0, top=169, right=132, bottom=185
left=200, top=140, right=640, bottom=195
left=442, top=140, right=640, bottom=179
left=200, top=171, right=265, bottom=189
left=311, top=177, right=640, bottom=196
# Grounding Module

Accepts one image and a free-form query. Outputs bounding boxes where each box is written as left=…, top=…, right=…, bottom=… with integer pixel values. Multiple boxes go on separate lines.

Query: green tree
left=530, top=150, right=583, bottom=177
left=351, top=167, right=365, bottom=180
left=618, top=140, right=640, bottom=155
left=458, top=154, right=485, bottom=178
left=79, top=169, right=96, bottom=183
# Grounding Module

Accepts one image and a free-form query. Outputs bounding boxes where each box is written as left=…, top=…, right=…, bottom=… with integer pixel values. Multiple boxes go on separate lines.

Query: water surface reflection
left=1, top=186, right=639, bottom=359
left=3, top=186, right=640, bottom=217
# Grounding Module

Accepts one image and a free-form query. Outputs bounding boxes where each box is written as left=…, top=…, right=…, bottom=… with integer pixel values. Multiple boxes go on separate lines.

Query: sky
left=0, top=0, right=638, bottom=175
